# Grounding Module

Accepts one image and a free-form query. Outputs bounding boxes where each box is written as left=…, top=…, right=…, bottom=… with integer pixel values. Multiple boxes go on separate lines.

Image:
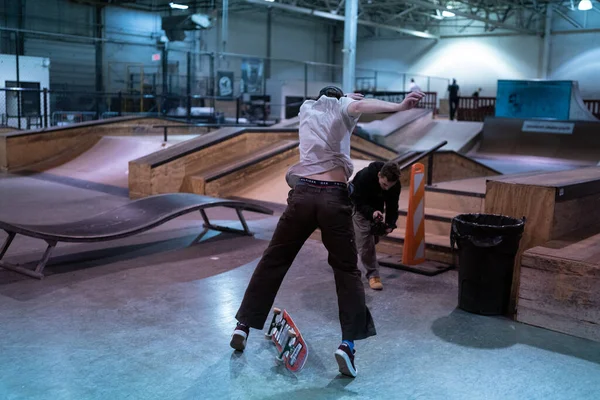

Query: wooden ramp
left=0, top=116, right=200, bottom=172
left=474, top=117, right=600, bottom=164
left=129, top=126, right=396, bottom=200
left=519, top=228, right=600, bottom=342
left=360, top=108, right=482, bottom=155
left=485, top=166, right=600, bottom=319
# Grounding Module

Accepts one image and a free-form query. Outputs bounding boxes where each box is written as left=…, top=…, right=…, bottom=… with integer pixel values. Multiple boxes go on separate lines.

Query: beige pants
left=352, top=210, right=381, bottom=279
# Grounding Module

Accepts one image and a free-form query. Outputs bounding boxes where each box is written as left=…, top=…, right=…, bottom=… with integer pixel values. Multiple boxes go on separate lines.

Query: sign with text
left=522, top=120, right=575, bottom=134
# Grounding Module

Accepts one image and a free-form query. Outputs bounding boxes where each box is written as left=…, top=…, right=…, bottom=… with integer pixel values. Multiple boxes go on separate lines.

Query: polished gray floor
left=1, top=172, right=599, bottom=400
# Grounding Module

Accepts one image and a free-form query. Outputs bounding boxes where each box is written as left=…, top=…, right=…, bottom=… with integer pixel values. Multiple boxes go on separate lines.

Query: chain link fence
left=0, top=27, right=454, bottom=130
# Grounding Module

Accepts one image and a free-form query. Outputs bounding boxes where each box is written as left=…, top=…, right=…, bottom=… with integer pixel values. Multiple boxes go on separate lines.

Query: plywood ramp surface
left=395, top=120, right=483, bottom=154
left=48, top=136, right=193, bottom=188
left=488, top=166, right=600, bottom=188
left=233, top=159, right=375, bottom=205
left=519, top=230, right=600, bottom=342
left=479, top=117, right=600, bottom=162
left=428, top=176, right=489, bottom=195
left=360, top=108, right=432, bottom=137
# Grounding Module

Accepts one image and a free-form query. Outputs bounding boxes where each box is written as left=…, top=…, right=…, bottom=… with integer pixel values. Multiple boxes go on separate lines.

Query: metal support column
left=43, top=88, right=48, bottom=128
left=95, top=5, right=104, bottom=118
left=222, top=0, right=229, bottom=53
left=161, top=45, right=168, bottom=114
left=15, top=31, right=21, bottom=130
left=304, top=63, right=308, bottom=99
left=187, top=52, right=192, bottom=121
left=264, top=7, right=272, bottom=96
left=342, top=0, right=358, bottom=94
left=541, top=5, right=552, bottom=79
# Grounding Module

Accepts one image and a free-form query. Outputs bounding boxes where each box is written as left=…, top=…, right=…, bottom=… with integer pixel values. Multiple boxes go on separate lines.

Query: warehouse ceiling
left=74, top=0, right=600, bottom=38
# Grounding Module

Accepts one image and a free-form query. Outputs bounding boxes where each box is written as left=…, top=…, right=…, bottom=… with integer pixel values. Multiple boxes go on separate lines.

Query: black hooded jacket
left=350, top=161, right=401, bottom=228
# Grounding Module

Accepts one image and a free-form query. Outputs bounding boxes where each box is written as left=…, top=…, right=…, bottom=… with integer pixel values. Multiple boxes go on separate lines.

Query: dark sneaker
left=230, top=323, right=249, bottom=351
left=334, top=343, right=357, bottom=377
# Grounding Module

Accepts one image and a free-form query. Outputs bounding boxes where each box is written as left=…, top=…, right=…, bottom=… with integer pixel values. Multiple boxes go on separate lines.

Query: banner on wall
left=496, top=80, right=572, bottom=120
left=241, top=58, right=264, bottom=94
left=217, top=71, right=234, bottom=98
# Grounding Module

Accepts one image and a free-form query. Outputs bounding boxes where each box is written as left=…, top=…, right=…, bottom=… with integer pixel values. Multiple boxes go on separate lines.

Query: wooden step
left=377, top=231, right=454, bottom=265
left=183, top=140, right=299, bottom=196
left=424, top=187, right=485, bottom=214
left=204, top=140, right=299, bottom=181
left=518, top=227, right=600, bottom=343
left=396, top=207, right=459, bottom=236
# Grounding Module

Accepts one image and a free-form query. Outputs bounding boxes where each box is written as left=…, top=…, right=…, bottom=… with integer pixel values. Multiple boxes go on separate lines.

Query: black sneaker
left=334, top=343, right=357, bottom=377
left=230, top=323, right=249, bottom=351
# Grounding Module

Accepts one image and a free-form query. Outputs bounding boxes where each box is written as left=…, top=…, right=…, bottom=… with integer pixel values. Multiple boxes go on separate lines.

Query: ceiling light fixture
left=578, top=0, right=593, bottom=10
left=442, top=5, right=456, bottom=17
left=169, top=2, right=189, bottom=9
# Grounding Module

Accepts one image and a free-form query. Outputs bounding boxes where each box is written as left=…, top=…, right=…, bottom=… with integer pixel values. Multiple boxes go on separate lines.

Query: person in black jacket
left=350, top=161, right=401, bottom=290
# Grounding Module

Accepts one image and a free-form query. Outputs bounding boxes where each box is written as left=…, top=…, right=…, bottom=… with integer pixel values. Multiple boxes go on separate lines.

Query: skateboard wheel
left=273, top=307, right=281, bottom=314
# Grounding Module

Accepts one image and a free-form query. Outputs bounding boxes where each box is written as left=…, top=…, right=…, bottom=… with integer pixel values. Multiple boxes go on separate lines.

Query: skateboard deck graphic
left=265, top=308, right=308, bottom=372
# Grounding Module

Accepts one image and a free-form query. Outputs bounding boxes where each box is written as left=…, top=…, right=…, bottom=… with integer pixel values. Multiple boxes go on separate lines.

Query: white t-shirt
left=286, top=96, right=361, bottom=187
left=409, top=82, right=421, bottom=92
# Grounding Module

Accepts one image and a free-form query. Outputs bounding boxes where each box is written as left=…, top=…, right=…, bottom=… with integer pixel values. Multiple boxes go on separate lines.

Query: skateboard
left=264, top=307, right=308, bottom=372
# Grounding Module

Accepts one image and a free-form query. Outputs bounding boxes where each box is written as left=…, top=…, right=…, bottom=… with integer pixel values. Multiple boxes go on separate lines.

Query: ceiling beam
left=402, top=0, right=539, bottom=34
left=245, top=0, right=439, bottom=39
left=384, top=5, right=419, bottom=23
left=553, top=7, right=582, bottom=29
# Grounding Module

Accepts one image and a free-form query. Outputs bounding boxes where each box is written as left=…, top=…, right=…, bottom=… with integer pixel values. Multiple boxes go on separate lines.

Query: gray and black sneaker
left=230, top=323, right=249, bottom=351
left=334, top=343, right=357, bottom=377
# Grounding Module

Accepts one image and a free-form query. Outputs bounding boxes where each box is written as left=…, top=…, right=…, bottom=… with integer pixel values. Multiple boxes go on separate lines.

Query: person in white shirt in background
left=409, top=78, right=421, bottom=92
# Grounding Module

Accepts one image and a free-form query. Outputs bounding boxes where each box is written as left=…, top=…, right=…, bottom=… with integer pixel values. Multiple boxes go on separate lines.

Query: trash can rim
left=452, top=213, right=525, bottom=229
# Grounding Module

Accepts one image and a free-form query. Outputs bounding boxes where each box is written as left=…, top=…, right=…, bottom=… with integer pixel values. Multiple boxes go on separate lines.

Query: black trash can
left=450, top=214, right=525, bottom=316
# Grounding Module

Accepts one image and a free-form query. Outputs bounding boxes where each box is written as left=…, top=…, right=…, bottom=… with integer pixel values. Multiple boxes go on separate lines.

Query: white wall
left=549, top=32, right=600, bottom=98
left=0, top=54, right=51, bottom=126
left=0, top=55, right=51, bottom=89
left=356, top=35, right=542, bottom=98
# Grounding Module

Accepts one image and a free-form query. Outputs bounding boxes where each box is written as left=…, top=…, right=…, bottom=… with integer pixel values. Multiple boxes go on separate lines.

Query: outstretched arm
left=347, top=91, right=425, bottom=116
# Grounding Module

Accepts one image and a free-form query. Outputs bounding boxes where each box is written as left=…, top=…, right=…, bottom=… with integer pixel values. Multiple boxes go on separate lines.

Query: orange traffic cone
left=402, top=163, right=426, bottom=265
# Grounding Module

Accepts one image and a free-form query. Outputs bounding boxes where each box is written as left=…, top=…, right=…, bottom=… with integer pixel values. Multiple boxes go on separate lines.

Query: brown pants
left=235, top=179, right=377, bottom=341
left=352, top=211, right=381, bottom=279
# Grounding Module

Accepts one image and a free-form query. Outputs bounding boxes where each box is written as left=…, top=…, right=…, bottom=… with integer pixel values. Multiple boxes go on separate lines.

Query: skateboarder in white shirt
left=230, top=86, right=425, bottom=378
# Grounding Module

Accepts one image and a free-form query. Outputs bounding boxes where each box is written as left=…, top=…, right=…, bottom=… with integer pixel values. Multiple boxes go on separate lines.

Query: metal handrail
left=396, top=140, right=448, bottom=185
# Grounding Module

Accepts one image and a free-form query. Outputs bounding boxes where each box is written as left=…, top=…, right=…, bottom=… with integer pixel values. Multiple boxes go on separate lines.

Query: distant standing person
left=409, top=78, right=421, bottom=92
left=448, top=79, right=460, bottom=120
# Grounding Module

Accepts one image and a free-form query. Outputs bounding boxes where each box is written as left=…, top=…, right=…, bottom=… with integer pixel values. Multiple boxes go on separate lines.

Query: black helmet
left=319, top=86, right=344, bottom=99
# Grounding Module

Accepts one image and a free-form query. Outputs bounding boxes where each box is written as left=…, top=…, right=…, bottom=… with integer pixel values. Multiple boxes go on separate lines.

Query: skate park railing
left=0, top=193, right=274, bottom=280
left=154, top=122, right=265, bottom=142
left=458, top=97, right=497, bottom=122
left=394, top=140, right=448, bottom=186
left=457, top=96, right=600, bottom=122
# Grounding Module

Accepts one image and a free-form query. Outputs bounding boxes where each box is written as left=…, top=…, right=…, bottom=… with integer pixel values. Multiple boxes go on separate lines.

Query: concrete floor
left=1, top=172, right=600, bottom=400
